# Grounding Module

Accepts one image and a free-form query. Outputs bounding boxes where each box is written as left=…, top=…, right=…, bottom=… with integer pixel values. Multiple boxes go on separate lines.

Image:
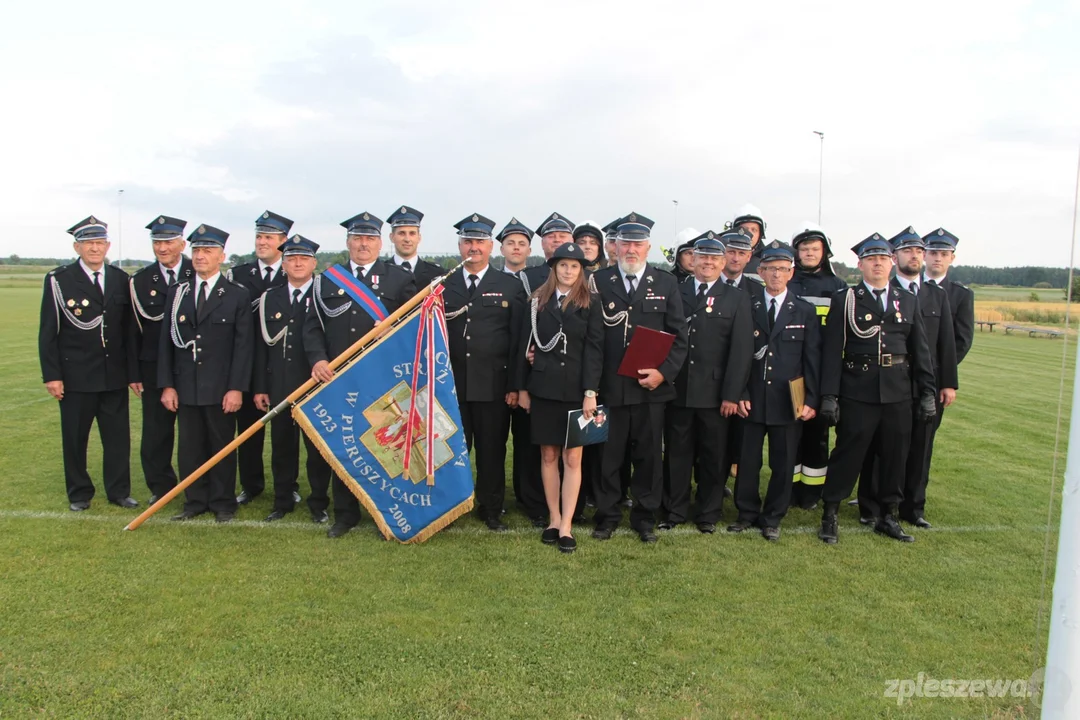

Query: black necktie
left=726, top=278, right=736, bottom=287
left=402, top=261, right=412, bottom=273
left=292, top=288, right=301, bottom=305
left=626, top=274, right=637, bottom=294
left=264, top=266, right=273, bottom=284
left=697, top=283, right=707, bottom=300
left=197, top=281, right=208, bottom=317
left=872, top=288, right=885, bottom=312
left=93, top=271, right=103, bottom=297
left=167, top=269, right=176, bottom=286
left=927, top=279, right=937, bottom=287
left=909, top=280, right=918, bottom=294
left=468, top=274, right=479, bottom=296
left=768, top=298, right=777, bottom=329
left=356, top=266, right=366, bottom=282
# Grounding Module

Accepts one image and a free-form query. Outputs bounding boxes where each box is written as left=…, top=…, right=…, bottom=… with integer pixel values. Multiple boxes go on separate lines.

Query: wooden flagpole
left=124, top=261, right=465, bottom=531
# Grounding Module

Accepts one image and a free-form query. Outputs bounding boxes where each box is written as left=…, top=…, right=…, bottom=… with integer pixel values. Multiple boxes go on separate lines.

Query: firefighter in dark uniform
left=661, top=232, right=752, bottom=533
left=442, top=214, right=527, bottom=531
left=718, top=229, right=764, bottom=491
left=40, top=216, right=139, bottom=511
left=591, top=213, right=688, bottom=543
left=159, top=224, right=253, bottom=522
left=668, top=240, right=695, bottom=283
left=732, top=204, right=768, bottom=275
left=386, top=205, right=444, bottom=288
left=228, top=210, right=293, bottom=506
left=304, top=211, right=416, bottom=538
left=786, top=222, right=848, bottom=509
left=496, top=217, right=546, bottom=526
left=923, top=227, right=973, bottom=510
left=253, top=235, right=333, bottom=523
left=817, top=234, right=936, bottom=544
left=129, top=216, right=194, bottom=503
left=731, top=241, right=821, bottom=541
left=498, top=217, right=533, bottom=276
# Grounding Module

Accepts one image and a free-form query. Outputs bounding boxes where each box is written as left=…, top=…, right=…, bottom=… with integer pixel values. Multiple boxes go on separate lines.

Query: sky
left=2, top=0, right=1078, bottom=267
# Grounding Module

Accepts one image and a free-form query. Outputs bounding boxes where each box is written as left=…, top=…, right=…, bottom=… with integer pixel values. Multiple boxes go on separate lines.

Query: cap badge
left=158, top=216, right=165, bottom=224
left=88, top=216, right=97, bottom=224
left=707, top=232, right=715, bottom=239
left=552, top=213, right=559, bottom=220
left=472, top=214, right=479, bottom=222
left=401, top=206, right=407, bottom=213
left=629, top=213, right=637, bottom=222
left=510, top=217, right=518, bottom=224
left=362, top=212, right=370, bottom=221
left=938, top=229, right=944, bottom=235
left=198, top=225, right=206, bottom=234
left=262, top=212, right=269, bottom=219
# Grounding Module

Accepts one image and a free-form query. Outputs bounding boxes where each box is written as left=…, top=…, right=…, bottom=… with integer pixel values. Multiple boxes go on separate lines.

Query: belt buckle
left=880, top=354, right=893, bottom=367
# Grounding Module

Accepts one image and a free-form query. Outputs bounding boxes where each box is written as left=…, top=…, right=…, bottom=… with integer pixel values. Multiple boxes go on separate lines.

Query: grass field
left=0, top=284, right=1071, bottom=718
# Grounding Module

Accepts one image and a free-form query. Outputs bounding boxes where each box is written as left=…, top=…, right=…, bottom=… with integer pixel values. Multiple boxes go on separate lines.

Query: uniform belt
left=845, top=353, right=908, bottom=367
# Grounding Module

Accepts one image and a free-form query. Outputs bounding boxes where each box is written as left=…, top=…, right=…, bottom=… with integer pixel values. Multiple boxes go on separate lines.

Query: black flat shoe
left=592, top=527, right=614, bottom=540
left=171, top=510, right=203, bottom=521
left=530, top=516, right=547, bottom=528
left=265, top=510, right=288, bottom=522
left=327, top=522, right=354, bottom=539
left=69, top=500, right=90, bottom=512
left=696, top=522, right=716, bottom=534
left=658, top=521, right=678, bottom=530
left=236, top=491, right=259, bottom=505
left=484, top=517, right=508, bottom=532
left=638, top=530, right=658, bottom=544
left=762, top=526, right=780, bottom=542
left=215, top=511, right=235, bottom=523
left=311, top=510, right=329, bottom=524
left=109, top=497, right=139, bottom=509
left=558, top=536, right=577, bottom=554
left=541, top=528, right=559, bottom=544
left=726, top=520, right=752, bottom=533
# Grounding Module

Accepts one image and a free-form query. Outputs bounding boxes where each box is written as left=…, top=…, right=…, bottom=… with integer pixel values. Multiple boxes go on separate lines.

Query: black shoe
left=236, top=491, right=257, bottom=505
left=558, top=536, right=577, bottom=553
left=797, top=500, right=819, bottom=511
left=696, top=522, right=717, bottom=534
left=327, top=522, right=354, bottom=539
left=585, top=497, right=596, bottom=508
left=69, top=500, right=91, bottom=512
left=541, top=528, right=559, bottom=545
left=723, top=485, right=733, bottom=499
left=875, top=514, right=915, bottom=543
left=484, top=517, right=508, bottom=532
left=846, top=499, right=859, bottom=506
left=292, top=491, right=302, bottom=504
left=819, top=503, right=839, bottom=544
left=265, top=510, right=288, bottom=522
left=762, top=526, right=780, bottom=542
left=171, top=510, right=203, bottom=521
left=620, top=497, right=633, bottom=509
left=658, top=520, right=678, bottom=530
left=638, top=529, right=658, bottom=544
left=530, top=516, right=547, bottom=528
left=311, top=510, right=329, bottom=524
left=571, top=514, right=587, bottom=524
left=912, top=515, right=932, bottom=529
left=592, top=527, right=614, bottom=540
left=109, top=497, right=139, bottom=509
left=148, top=494, right=159, bottom=505
left=726, top=520, right=753, bottom=533
left=858, top=515, right=878, bottom=526
left=215, top=511, right=235, bottom=523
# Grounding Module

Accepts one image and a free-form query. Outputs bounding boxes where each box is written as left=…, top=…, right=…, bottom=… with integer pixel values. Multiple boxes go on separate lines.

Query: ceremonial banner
left=293, top=290, right=473, bottom=543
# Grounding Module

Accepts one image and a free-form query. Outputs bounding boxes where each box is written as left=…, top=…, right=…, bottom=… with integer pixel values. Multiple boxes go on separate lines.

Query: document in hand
left=616, top=327, right=676, bottom=379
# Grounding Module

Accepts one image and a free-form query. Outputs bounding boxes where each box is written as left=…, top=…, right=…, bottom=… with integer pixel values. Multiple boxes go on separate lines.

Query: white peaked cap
left=674, top=227, right=700, bottom=246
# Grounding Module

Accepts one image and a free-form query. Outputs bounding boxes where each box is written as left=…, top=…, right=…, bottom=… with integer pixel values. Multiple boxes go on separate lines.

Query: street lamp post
left=813, top=131, right=824, bottom=225
left=673, top=199, right=679, bottom=239
left=117, top=189, right=124, bottom=269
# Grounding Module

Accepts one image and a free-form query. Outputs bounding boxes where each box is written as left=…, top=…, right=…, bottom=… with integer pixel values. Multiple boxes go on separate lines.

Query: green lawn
left=0, top=286, right=1069, bottom=718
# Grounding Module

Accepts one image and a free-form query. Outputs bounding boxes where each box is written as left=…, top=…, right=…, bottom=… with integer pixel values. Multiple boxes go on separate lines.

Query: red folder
left=617, top=327, right=676, bottom=378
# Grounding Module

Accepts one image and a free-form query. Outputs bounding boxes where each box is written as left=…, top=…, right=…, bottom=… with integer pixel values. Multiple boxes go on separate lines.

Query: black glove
left=820, top=395, right=839, bottom=426
left=918, top=391, right=938, bottom=422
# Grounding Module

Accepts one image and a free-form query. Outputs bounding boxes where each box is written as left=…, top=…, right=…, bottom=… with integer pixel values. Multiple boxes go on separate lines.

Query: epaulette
left=383, top=263, right=411, bottom=278
left=48, top=265, right=67, bottom=277
left=132, top=263, right=155, bottom=277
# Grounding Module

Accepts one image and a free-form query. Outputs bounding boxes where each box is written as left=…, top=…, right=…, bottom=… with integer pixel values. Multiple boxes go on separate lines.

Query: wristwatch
left=584, top=390, right=597, bottom=398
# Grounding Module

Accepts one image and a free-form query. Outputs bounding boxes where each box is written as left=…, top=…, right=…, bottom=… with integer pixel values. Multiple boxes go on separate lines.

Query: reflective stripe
left=800, top=465, right=827, bottom=486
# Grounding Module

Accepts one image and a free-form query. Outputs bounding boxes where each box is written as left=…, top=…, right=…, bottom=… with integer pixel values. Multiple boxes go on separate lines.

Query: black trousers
left=823, top=398, right=911, bottom=508
left=178, top=404, right=238, bottom=515
left=459, top=399, right=511, bottom=520
left=582, top=443, right=603, bottom=506
left=595, top=403, right=665, bottom=532
left=139, top=382, right=178, bottom=497
left=791, top=415, right=830, bottom=506
left=235, top=392, right=265, bottom=497
left=58, top=389, right=131, bottom=504
left=510, top=407, right=545, bottom=519
left=269, top=413, right=331, bottom=514
left=662, top=406, right=729, bottom=525
left=858, top=397, right=943, bottom=519
left=734, top=421, right=802, bottom=528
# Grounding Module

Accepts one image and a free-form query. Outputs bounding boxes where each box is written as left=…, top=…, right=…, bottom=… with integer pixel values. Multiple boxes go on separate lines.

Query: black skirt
left=530, top=397, right=581, bottom=447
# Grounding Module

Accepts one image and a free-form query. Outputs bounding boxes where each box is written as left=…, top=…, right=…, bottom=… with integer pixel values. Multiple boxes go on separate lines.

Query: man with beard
left=732, top=204, right=768, bottom=275
left=442, top=214, right=526, bottom=531
left=40, top=216, right=139, bottom=511
left=386, top=205, right=444, bottom=288
left=785, top=222, right=848, bottom=510
left=816, top=234, right=936, bottom=545
left=228, top=210, right=292, bottom=507
left=856, top=228, right=957, bottom=529
left=591, top=213, right=688, bottom=543
left=129, top=216, right=194, bottom=503
left=304, top=211, right=416, bottom=538
left=498, top=217, right=533, bottom=276
left=661, top=232, right=751, bottom=533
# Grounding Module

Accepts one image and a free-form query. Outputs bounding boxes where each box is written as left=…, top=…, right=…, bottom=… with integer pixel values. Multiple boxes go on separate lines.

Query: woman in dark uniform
left=517, top=243, right=603, bottom=553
